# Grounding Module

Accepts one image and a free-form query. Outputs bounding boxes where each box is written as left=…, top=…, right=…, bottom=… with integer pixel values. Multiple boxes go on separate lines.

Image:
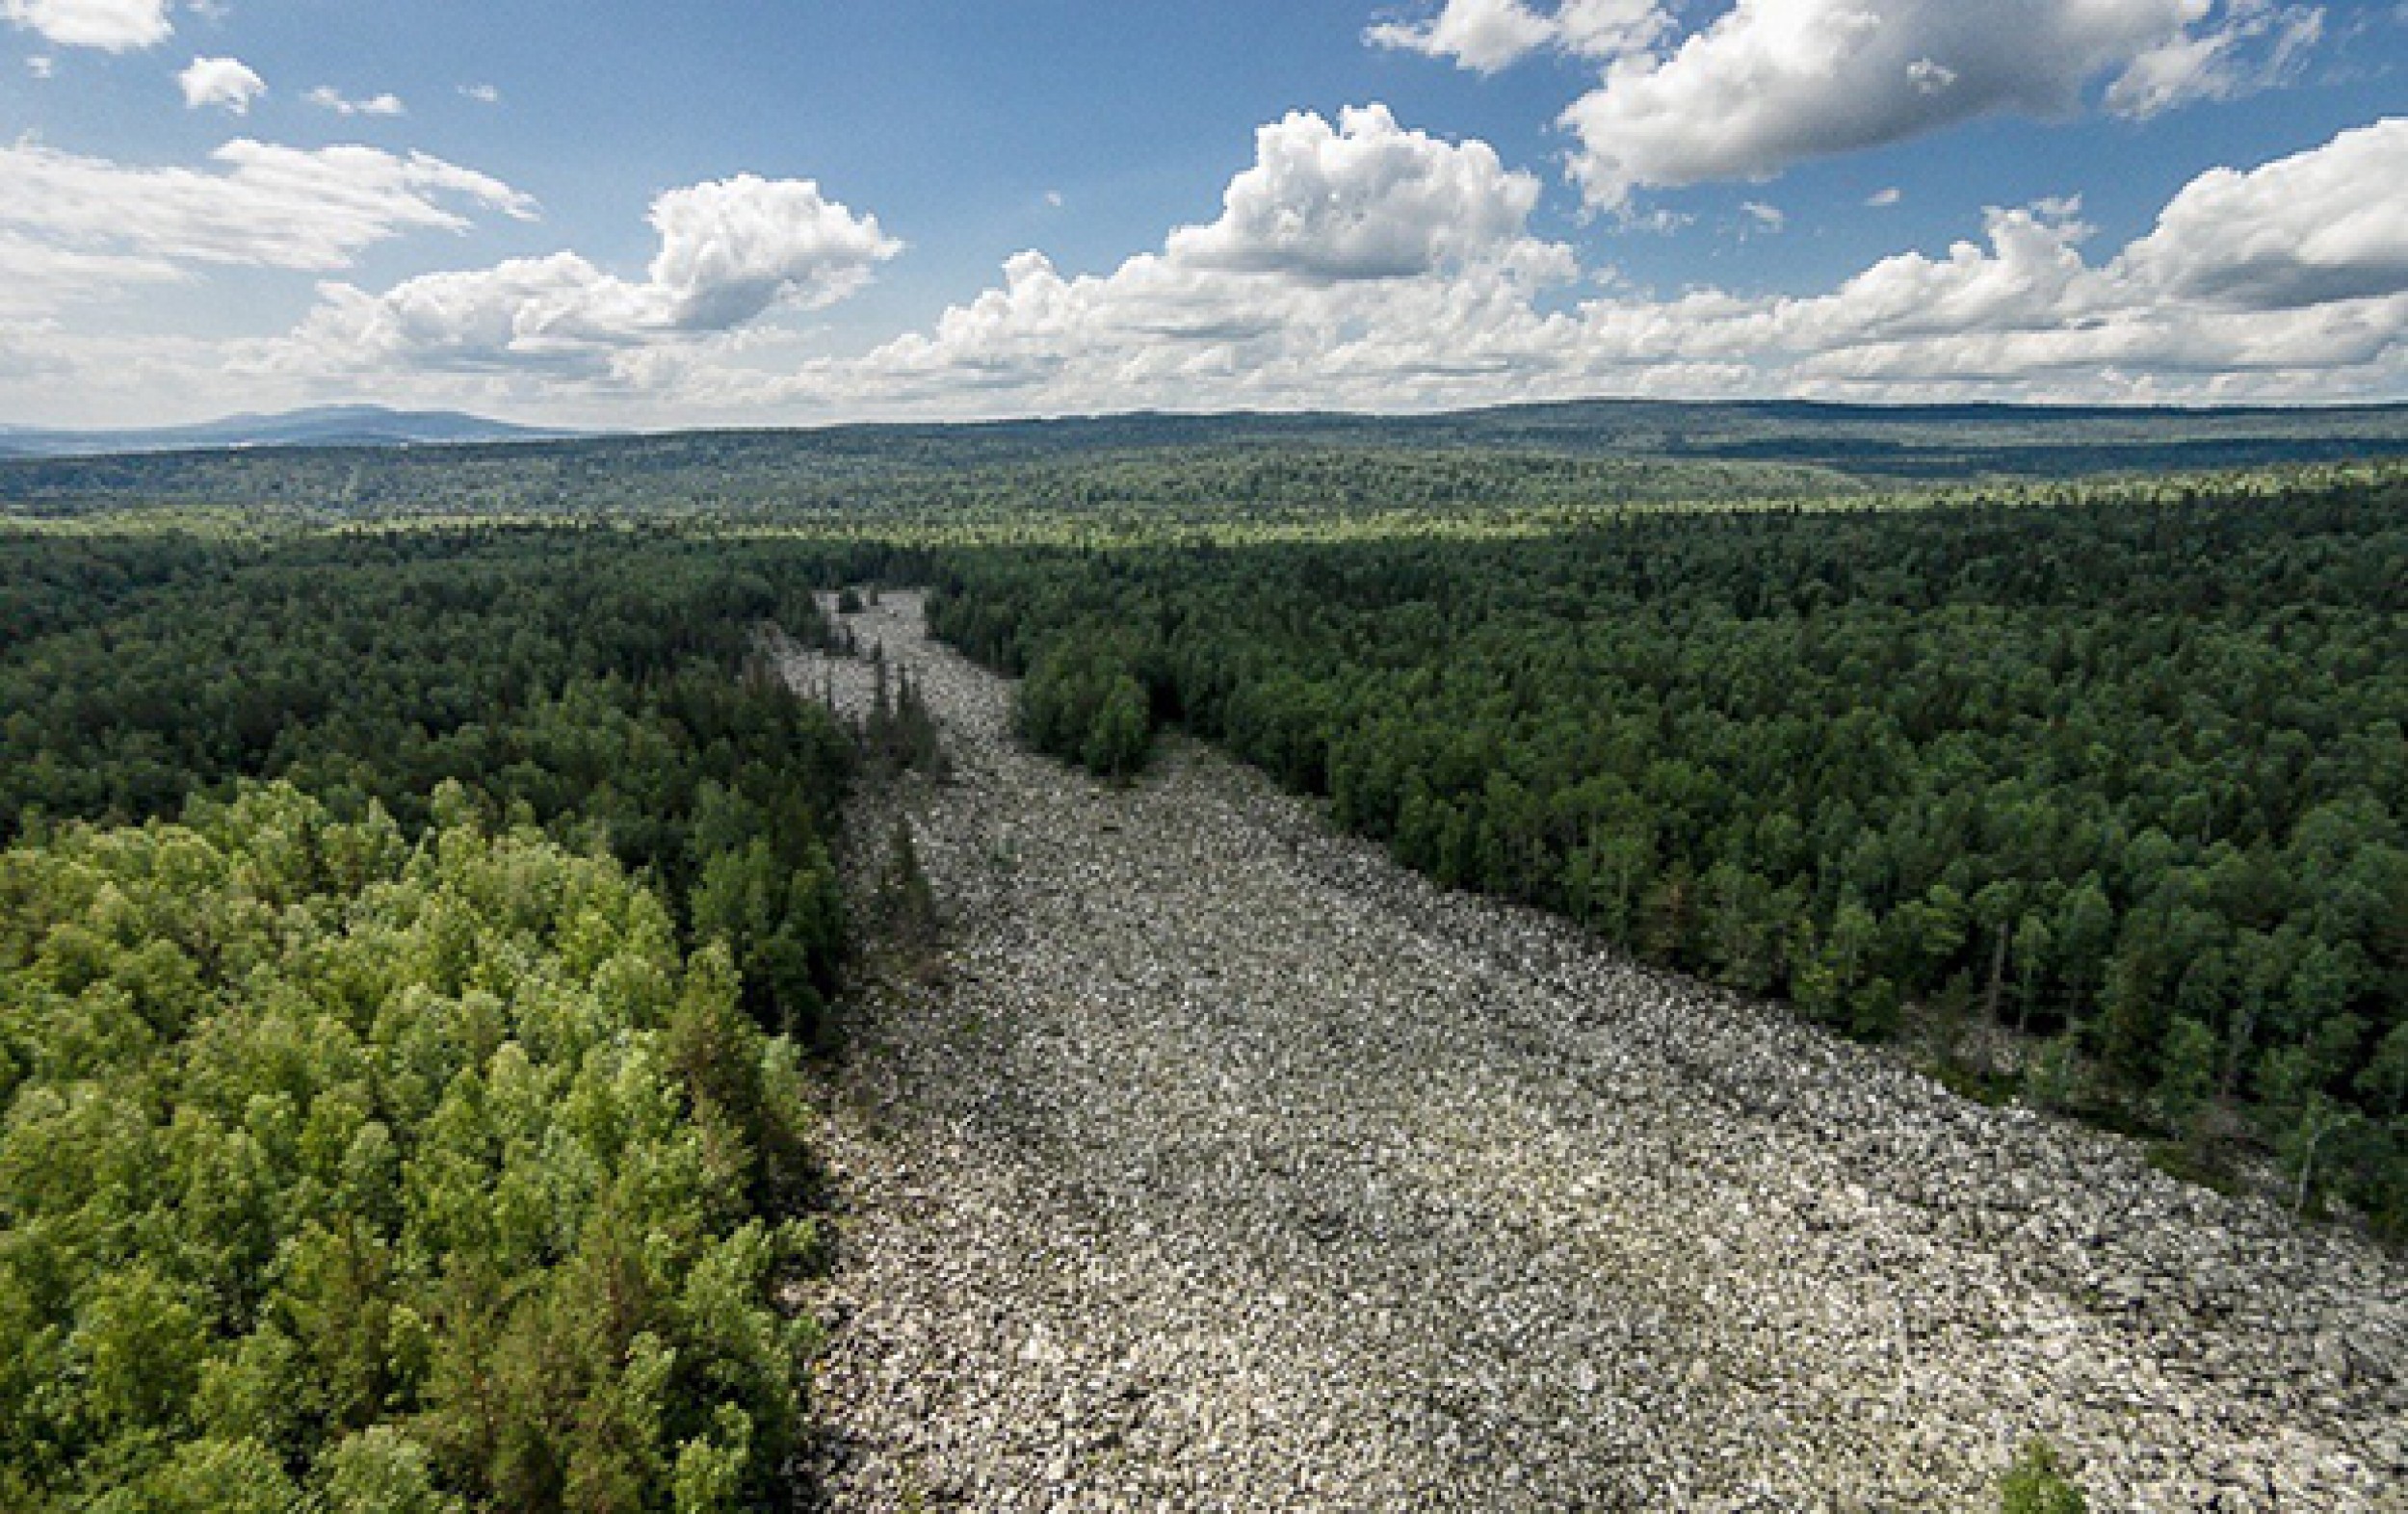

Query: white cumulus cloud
left=2116, top=117, right=2408, bottom=308
left=1717, top=122, right=2408, bottom=386
left=1165, top=104, right=1547, bottom=279
left=846, top=106, right=1578, bottom=408
left=1561, top=1, right=2202, bottom=205
left=1766, top=199, right=2108, bottom=352
left=25, top=112, right=2408, bottom=425
left=1504, top=0, right=2333, bottom=208
left=3, top=0, right=171, bottom=51
left=646, top=175, right=902, bottom=326
left=275, top=174, right=901, bottom=377
left=817, top=114, right=2408, bottom=416
left=178, top=55, right=264, bottom=114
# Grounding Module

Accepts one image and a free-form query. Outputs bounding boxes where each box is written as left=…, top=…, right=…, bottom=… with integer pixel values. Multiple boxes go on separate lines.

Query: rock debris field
left=777, top=592, right=2405, bottom=1513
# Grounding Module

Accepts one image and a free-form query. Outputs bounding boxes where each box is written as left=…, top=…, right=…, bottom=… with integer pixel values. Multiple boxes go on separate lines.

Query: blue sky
left=1, top=0, right=2403, bottom=427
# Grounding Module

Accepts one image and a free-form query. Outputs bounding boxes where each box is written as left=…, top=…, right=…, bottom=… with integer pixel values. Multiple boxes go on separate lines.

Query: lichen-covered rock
left=778, top=593, right=2407, bottom=1514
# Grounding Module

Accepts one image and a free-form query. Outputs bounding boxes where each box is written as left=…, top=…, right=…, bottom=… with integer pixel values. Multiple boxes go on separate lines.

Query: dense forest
left=0, top=788, right=818, bottom=1510
left=927, top=477, right=2408, bottom=1234
left=6, top=398, right=2404, bottom=525
left=3, top=449, right=2403, bottom=1509
left=0, top=525, right=940, bottom=1510
left=0, top=528, right=923, bottom=1040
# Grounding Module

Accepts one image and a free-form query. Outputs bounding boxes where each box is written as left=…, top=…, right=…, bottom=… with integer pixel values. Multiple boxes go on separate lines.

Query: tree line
left=927, top=480, right=2408, bottom=1235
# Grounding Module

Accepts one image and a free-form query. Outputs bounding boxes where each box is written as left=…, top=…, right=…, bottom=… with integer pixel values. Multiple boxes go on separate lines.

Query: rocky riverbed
left=777, top=591, right=2406, bottom=1513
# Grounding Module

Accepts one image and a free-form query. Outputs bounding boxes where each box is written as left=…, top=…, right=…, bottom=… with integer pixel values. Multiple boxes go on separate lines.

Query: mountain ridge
left=0, top=405, right=576, bottom=457
left=7, top=395, right=2408, bottom=462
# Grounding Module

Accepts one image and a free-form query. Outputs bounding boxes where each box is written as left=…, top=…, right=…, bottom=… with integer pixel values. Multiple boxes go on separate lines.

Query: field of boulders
left=776, top=592, right=2405, bottom=1513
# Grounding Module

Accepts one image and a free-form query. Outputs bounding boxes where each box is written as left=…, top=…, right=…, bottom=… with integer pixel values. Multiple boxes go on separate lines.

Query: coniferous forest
left=0, top=528, right=919, bottom=1509
left=929, top=479, right=2408, bottom=1234
left=1, top=433, right=2404, bottom=1509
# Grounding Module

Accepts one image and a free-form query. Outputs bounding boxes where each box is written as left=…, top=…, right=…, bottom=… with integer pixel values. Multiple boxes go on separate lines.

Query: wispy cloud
left=306, top=85, right=407, bottom=117
left=0, top=138, right=534, bottom=291
left=1368, top=0, right=1665, bottom=73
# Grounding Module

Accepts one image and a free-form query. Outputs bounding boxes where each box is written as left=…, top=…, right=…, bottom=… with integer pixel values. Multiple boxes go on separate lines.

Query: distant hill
left=0, top=405, right=575, bottom=457
left=1, top=396, right=2403, bottom=521
left=565, top=396, right=2408, bottom=482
